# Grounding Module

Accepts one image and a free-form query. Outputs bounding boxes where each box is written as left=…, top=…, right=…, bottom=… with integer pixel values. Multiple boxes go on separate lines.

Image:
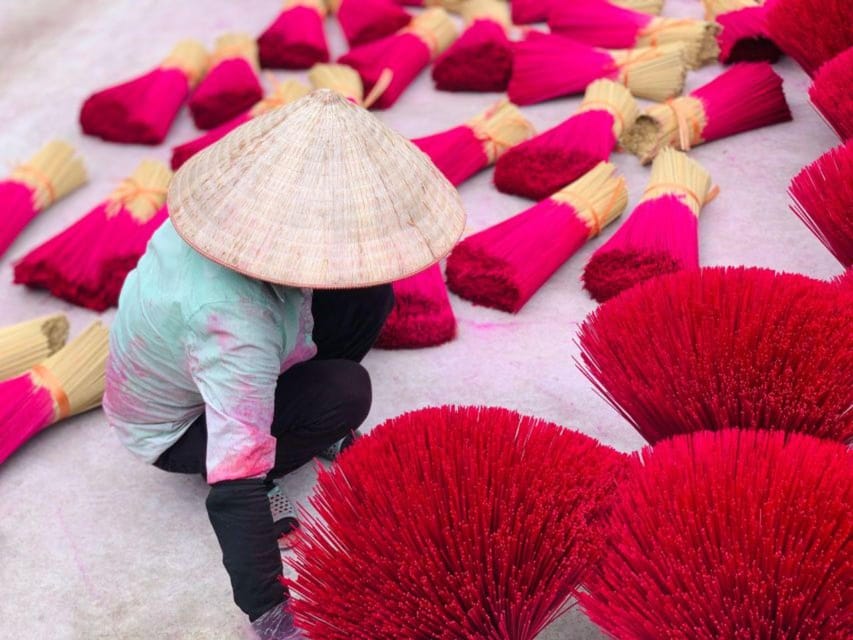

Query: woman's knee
left=332, top=361, right=372, bottom=427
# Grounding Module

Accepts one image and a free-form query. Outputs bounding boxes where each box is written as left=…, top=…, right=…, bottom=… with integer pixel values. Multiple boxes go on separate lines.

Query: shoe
left=252, top=602, right=304, bottom=639
left=267, top=483, right=298, bottom=538
left=318, top=431, right=359, bottom=462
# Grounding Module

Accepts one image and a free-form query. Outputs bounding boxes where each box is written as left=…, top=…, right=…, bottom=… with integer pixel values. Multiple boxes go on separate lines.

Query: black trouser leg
left=310, top=284, right=394, bottom=362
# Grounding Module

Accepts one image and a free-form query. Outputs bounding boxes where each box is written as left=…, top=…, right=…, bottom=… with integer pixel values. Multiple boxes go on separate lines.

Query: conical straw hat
left=168, top=90, right=466, bottom=288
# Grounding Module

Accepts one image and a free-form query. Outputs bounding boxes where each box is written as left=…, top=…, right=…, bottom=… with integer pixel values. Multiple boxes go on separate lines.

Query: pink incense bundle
left=188, top=34, right=263, bottom=130
left=14, top=161, right=172, bottom=311
left=583, top=148, right=716, bottom=302
left=508, top=32, right=688, bottom=105
left=580, top=429, right=852, bottom=640
left=258, top=0, right=329, bottom=69
left=549, top=0, right=720, bottom=69
left=80, top=39, right=207, bottom=144
left=494, top=79, right=638, bottom=200
left=766, top=0, right=853, bottom=76
left=447, top=162, right=627, bottom=312
left=624, top=62, right=792, bottom=163
left=0, top=141, right=87, bottom=259
left=330, top=0, right=411, bottom=47
left=431, top=0, right=513, bottom=92
left=577, top=267, right=853, bottom=444
left=703, top=0, right=782, bottom=63
left=338, top=8, right=458, bottom=109
left=809, top=48, right=853, bottom=141
left=171, top=80, right=310, bottom=169
left=287, top=405, right=626, bottom=639
left=0, top=322, right=108, bottom=465
left=789, top=141, right=853, bottom=268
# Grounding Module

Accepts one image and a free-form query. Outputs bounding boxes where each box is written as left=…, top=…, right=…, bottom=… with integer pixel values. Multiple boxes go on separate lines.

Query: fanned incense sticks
left=766, top=0, right=853, bottom=76
left=577, top=267, right=853, bottom=444
left=412, top=100, right=536, bottom=186
left=258, top=0, right=329, bottom=69
left=80, top=39, right=207, bottom=144
left=188, top=34, right=263, bottom=130
left=703, top=0, right=782, bottom=63
left=583, top=148, right=716, bottom=302
left=330, top=0, right=411, bottom=47
left=580, top=429, right=852, bottom=640
left=623, top=62, right=791, bottom=164
left=0, top=141, right=87, bottom=259
left=171, top=79, right=310, bottom=169
left=14, top=161, right=172, bottom=311
left=447, top=162, right=627, bottom=312
left=494, top=79, right=638, bottom=200
left=0, top=322, right=109, bottom=465
left=549, top=0, right=720, bottom=69
left=789, top=141, right=853, bottom=268
left=508, top=32, right=687, bottom=105
left=809, top=48, right=853, bottom=141
left=339, top=8, right=458, bottom=109
left=432, top=0, right=513, bottom=92
left=288, top=406, right=626, bottom=639
left=309, top=64, right=365, bottom=105
left=0, top=314, right=69, bottom=382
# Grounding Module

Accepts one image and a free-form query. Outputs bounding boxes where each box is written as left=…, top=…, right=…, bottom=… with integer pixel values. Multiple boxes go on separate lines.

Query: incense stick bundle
left=704, top=0, right=782, bottom=63
left=0, top=322, right=109, bottom=465
left=809, top=48, right=853, bottom=141
left=611, top=0, right=664, bottom=13
left=308, top=64, right=365, bottom=104
left=258, top=0, right=330, bottom=69
left=549, top=0, right=720, bottom=69
left=583, top=148, right=716, bottom=302
left=339, top=8, right=458, bottom=109
left=623, top=62, right=792, bottom=164
left=447, top=162, right=627, bottom=312
left=188, top=34, right=263, bottom=130
left=508, top=32, right=688, bottom=105
left=0, top=314, right=69, bottom=382
left=789, top=141, right=853, bottom=268
left=80, top=39, right=207, bottom=144
left=766, top=0, right=853, bottom=76
left=837, top=268, right=853, bottom=290
left=0, top=141, right=87, bottom=259
left=432, top=0, right=513, bottom=92
left=494, top=79, right=638, bottom=200
left=391, top=0, right=472, bottom=11
left=171, top=80, right=310, bottom=169
left=412, top=100, right=535, bottom=186
left=14, top=161, right=172, bottom=311
left=330, top=0, right=411, bottom=47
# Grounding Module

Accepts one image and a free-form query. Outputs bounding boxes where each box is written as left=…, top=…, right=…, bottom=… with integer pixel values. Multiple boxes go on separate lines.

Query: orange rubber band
left=31, top=364, right=71, bottom=420
left=13, top=164, right=56, bottom=208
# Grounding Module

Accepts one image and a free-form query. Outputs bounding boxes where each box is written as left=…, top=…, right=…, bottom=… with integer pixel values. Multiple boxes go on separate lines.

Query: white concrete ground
left=0, top=1, right=842, bottom=638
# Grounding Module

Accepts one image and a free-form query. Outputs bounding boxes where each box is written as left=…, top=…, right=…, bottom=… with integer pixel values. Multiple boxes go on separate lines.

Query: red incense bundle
left=412, top=100, right=536, bottom=187
left=188, top=34, right=263, bottom=130
left=79, top=39, right=207, bottom=144
left=0, top=322, right=108, bottom=465
left=494, top=79, right=638, bottom=200
left=508, top=32, right=688, bottom=105
left=766, top=0, right=853, bottom=76
left=623, top=62, right=792, bottom=163
left=330, top=0, right=411, bottom=47
left=549, top=0, right=720, bottom=69
left=809, top=48, right=853, bottom=141
left=447, top=162, right=627, bottom=312
left=288, top=406, right=626, bottom=639
left=0, top=314, right=68, bottom=382
left=580, top=429, right=852, bottom=640
left=789, top=141, right=853, bottom=268
left=171, top=80, right=310, bottom=169
left=339, top=8, right=458, bottom=109
left=577, top=267, right=853, bottom=444
left=583, top=148, right=716, bottom=302
left=703, top=0, right=782, bottom=63
left=431, top=0, right=513, bottom=92
left=14, top=161, right=172, bottom=311
left=258, top=0, right=329, bottom=69
left=0, top=141, right=87, bottom=259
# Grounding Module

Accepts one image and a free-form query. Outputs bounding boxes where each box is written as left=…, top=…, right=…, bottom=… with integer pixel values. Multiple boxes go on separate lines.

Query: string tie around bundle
left=643, top=180, right=720, bottom=214
left=160, top=41, right=208, bottom=87
left=106, top=178, right=168, bottom=220
left=469, top=117, right=533, bottom=164
left=578, top=99, right=626, bottom=132
left=30, top=363, right=71, bottom=420
left=615, top=45, right=664, bottom=86
left=407, top=23, right=441, bottom=58
left=664, top=98, right=703, bottom=150
left=558, top=180, right=627, bottom=237
left=642, top=19, right=698, bottom=47
left=11, top=163, right=57, bottom=209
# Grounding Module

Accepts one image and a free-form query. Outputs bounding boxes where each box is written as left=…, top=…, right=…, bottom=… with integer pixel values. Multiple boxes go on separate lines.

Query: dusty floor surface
left=0, top=1, right=842, bottom=638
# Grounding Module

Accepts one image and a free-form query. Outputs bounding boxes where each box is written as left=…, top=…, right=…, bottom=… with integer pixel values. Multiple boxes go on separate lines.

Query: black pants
left=153, top=285, right=394, bottom=621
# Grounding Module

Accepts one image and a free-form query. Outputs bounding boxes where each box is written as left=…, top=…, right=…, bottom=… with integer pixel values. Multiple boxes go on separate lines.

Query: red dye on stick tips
left=577, top=266, right=853, bottom=444
left=766, top=0, right=853, bottom=76
left=331, top=0, right=411, bottom=47
left=287, top=405, right=626, bottom=640
left=581, top=429, right=852, bottom=640
left=257, top=0, right=329, bottom=69
left=714, top=4, right=782, bottom=64
left=809, top=47, right=853, bottom=141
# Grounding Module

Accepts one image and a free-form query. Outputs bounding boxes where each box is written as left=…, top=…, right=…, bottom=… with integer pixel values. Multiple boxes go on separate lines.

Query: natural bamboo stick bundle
left=309, top=64, right=365, bottom=105
left=330, top=0, right=412, bottom=47
left=0, top=314, right=69, bottom=382
left=611, top=0, right=664, bottom=14
left=0, top=322, right=109, bottom=465
left=258, top=0, right=330, bottom=69
left=0, top=141, right=87, bottom=259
